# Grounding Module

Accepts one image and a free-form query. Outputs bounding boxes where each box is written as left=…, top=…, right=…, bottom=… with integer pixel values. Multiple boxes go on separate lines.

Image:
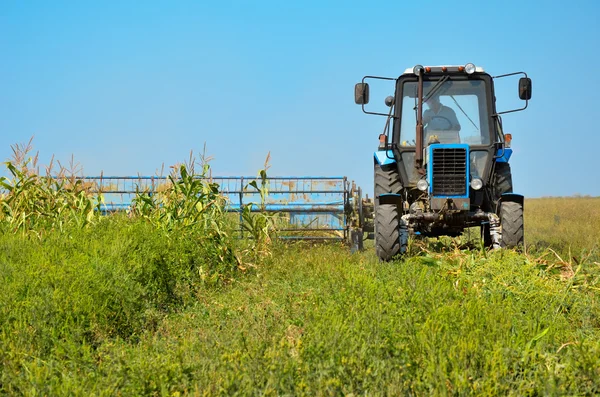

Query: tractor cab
left=355, top=63, right=532, bottom=261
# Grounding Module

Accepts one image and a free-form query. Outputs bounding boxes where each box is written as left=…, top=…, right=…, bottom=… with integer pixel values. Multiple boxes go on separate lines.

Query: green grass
left=100, top=245, right=598, bottom=395
left=1, top=197, right=599, bottom=395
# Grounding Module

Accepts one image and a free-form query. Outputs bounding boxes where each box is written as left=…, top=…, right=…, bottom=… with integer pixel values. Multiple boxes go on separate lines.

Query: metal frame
left=360, top=75, right=399, bottom=117
left=492, top=71, right=530, bottom=115
left=392, top=72, right=499, bottom=187
left=65, top=175, right=359, bottom=242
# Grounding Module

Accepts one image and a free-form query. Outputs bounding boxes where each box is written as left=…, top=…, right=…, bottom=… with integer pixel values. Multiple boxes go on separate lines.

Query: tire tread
left=375, top=204, right=401, bottom=261
left=500, top=201, right=524, bottom=248
left=374, top=164, right=402, bottom=200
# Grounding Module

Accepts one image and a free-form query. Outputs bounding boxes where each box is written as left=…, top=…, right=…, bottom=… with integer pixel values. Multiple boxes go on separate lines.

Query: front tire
left=500, top=201, right=524, bottom=248
left=375, top=204, right=402, bottom=261
left=374, top=161, right=405, bottom=261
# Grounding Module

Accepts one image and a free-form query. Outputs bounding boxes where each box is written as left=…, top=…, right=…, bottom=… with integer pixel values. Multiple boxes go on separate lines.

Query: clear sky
left=1, top=0, right=599, bottom=197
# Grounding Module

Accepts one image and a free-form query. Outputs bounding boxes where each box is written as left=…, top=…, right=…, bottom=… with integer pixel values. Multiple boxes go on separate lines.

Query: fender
left=378, top=193, right=403, bottom=205
left=500, top=193, right=524, bottom=206
left=496, top=148, right=513, bottom=163
left=374, top=150, right=396, bottom=166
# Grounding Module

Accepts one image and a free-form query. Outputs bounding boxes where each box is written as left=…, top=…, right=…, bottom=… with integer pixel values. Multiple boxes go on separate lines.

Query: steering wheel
left=428, top=116, right=453, bottom=131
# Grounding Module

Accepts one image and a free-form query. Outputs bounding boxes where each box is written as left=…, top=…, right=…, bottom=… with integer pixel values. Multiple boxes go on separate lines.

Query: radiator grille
left=432, top=148, right=467, bottom=196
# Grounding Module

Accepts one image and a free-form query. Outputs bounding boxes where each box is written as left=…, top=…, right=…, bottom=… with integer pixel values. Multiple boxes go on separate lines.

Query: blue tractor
left=355, top=63, right=532, bottom=261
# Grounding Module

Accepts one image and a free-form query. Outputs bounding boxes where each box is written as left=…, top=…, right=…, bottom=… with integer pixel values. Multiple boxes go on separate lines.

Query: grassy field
left=1, top=161, right=600, bottom=396
left=526, top=197, right=600, bottom=255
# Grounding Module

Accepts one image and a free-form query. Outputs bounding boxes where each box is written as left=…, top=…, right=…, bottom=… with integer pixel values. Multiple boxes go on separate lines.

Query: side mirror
left=354, top=83, right=370, bottom=104
left=384, top=96, right=395, bottom=107
left=519, top=77, right=532, bottom=100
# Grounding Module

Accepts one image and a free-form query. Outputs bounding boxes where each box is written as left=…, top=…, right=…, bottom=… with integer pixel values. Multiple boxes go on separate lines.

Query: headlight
left=464, top=63, right=476, bottom=75
left=413, top=64, right=424, bottom=75
left=417, top=179, right=428, bottom=192
left=470, top=177, right=483, bottom=190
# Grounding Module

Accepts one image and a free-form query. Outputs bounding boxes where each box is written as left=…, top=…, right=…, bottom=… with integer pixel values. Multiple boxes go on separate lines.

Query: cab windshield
left=398, top=79, right=491, bottom=146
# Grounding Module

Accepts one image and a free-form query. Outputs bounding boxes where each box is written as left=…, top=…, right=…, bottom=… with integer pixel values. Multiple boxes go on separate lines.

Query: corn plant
left=240, top=153, right=279, bottom=259
left=128, top=151, right=239, bottom=273
left=130, top=152, right=225, bottom=233
left=0, top=139, right=101, bottom=234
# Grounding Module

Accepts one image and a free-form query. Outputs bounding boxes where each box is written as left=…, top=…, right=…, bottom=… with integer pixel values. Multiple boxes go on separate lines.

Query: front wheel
left=500, top=201, right=524, bottom=248
left=375, top=204, right=406, bottom=261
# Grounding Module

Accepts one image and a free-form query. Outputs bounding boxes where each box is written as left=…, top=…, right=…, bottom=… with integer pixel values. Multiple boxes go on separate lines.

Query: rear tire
left=375, top=204, right=401, bottom=261
left=500, top=201, right=524, bottom=248
left=493, top=162, right=513, bottom=211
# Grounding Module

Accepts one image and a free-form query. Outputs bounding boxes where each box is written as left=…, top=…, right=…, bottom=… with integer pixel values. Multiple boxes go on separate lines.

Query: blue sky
left=1, top=0, right=599, bottom=197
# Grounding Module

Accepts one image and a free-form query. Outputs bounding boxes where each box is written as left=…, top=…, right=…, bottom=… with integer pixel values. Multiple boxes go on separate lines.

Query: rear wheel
left=375, top=204, right=402, bottom=261
left=493, top=162, right=513, bottom=210
left=500, top=201, right=524, bottom=248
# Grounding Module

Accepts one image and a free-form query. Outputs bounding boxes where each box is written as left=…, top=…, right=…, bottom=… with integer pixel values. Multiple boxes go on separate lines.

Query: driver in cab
left=423, top=94, right=461, bottom=132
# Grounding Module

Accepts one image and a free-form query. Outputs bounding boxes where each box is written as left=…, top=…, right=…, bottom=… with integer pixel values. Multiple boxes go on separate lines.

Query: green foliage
left=130, top=163, right=223, bottom=233
left=240, top=154, right=280, bottom=260
left=0, top=217, right=246, bottom=394
left=1, top=138, right=599, bottom=396
left=129, top=161, right=240, bottom=268
left=0, top=141, right=101, bottom=234
left=3, top=237, right=598, bottom=395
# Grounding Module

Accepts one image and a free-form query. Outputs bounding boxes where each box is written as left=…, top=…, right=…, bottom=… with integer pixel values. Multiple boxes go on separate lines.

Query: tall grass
left=0, top=217, right=244, bottom=394
left=0, top=141, right=279, bottom=394
left=1, top=141, right=599, bottom=394
left=526, top=197, right=600, bottom=257
left=3, top=240, right=598, bottom=395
